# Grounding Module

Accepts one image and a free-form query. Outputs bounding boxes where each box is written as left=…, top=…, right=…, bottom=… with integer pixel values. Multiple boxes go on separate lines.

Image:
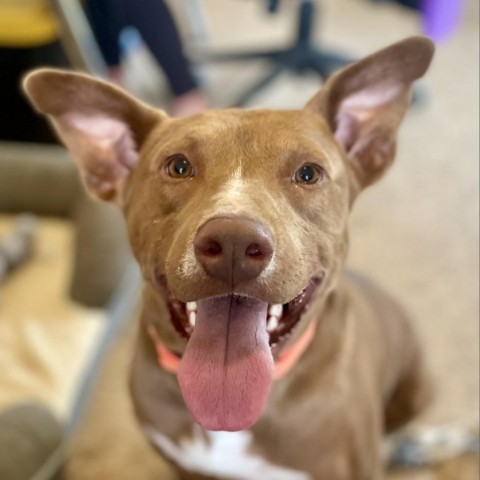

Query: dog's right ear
left=23, top=69, right=165, bottom=202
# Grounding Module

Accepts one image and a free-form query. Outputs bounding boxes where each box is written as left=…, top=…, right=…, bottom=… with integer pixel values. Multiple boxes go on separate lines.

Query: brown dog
left=24, top=37, right=434, bottom=480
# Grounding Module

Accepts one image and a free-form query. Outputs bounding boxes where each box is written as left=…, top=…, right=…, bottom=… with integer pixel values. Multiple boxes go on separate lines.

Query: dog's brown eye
left=166, top=155, right=194, bottom=179
left=293, top=163, right=324, bottom=185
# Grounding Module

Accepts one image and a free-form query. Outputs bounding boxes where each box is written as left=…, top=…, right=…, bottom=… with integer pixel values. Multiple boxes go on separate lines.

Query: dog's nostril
left=202, top=239, right=222, bottom=256
left=245, top=243, right=264, bottom=258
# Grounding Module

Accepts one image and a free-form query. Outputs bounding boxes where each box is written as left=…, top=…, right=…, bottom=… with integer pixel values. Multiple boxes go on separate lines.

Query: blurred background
left=0, top=0, right=478, bottom=479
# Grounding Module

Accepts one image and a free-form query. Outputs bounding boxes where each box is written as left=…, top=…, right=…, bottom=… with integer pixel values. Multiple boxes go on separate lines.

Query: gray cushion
left=0, top=142, right=131, bottom=307
left=0, top=403, right=62, bottom=480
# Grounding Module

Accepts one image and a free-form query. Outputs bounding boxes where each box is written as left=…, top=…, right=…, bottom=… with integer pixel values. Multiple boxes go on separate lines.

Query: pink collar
left=148, top=320, right=317, bottom=380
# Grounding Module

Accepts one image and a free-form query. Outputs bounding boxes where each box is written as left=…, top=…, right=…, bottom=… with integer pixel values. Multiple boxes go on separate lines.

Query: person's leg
left=126, top=0, right=196, bottom=96
left=125, top=0, right=206, bottom=116
left=84, top=0, right=124, bottom=73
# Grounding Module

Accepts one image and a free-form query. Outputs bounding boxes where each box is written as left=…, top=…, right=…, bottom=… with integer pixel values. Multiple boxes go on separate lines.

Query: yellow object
left=0, top=0, right=59, bottom=47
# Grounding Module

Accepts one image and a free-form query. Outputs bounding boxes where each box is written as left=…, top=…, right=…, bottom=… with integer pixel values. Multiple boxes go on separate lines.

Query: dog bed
left=0, top=215, right=104, bottom=418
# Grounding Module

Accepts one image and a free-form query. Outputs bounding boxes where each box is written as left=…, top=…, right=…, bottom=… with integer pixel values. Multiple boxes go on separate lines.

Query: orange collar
left=148, top=320, right=317, bottom=380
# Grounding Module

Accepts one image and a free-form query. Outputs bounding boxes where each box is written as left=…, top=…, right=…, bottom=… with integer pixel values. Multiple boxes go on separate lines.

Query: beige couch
left=0, top=141, right=139, bottom=480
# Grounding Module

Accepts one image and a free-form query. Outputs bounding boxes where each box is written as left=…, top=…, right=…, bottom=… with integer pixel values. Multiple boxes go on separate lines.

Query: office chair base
left=193, top=0, right=353, bottom=106
left=196, top=44, right=352, bottom=106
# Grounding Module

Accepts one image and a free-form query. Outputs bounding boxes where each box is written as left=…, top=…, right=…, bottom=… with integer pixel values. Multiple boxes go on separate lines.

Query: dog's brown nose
left=194, top=217, right=274, bottom=287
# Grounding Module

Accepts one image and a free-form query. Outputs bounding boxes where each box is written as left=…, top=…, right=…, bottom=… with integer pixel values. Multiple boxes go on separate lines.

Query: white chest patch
left=144, top=425, right=311, bottom=480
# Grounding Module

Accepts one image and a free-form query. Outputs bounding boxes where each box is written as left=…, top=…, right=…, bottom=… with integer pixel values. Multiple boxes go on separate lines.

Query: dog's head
left=24, top=37, right=433, bottom=432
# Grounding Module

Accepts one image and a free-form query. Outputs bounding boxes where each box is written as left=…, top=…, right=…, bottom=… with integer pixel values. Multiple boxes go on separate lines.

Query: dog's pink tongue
left=178, top=296, right=273, bottom=432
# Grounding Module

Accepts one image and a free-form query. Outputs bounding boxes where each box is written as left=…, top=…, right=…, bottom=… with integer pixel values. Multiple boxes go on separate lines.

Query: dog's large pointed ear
left=23, top=69, right=165, bottom=202
left=306, top=37, right=434, bottom=189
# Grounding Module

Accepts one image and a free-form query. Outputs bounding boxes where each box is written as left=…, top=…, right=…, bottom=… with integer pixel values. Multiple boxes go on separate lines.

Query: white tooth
left=269, top=304, right=283, bottom=317
left=186, top=302, right=197, bottom=312
left=267, top=316, right=278, bottom=332
left=188, top=311, right=196, bottom=327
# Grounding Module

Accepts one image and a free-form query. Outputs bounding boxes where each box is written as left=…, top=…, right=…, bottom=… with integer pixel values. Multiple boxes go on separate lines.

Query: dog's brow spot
left=226, top=168, right=245, bottom=197
left=207, top=168, right=251, bottom=215
left=231, top=166, right=242, bottom=180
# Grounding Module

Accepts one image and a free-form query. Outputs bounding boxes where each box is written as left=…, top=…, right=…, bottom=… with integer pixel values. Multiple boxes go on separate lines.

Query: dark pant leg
left=125, top=0, right=198, bottom=96
left=84, top=0, right=125, bottom=67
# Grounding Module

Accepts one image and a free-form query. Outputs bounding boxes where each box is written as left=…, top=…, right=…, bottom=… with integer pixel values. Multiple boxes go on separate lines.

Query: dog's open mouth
left=166, top=273, right=324, bottom=348
left=156, top=273, right=324, bottom=432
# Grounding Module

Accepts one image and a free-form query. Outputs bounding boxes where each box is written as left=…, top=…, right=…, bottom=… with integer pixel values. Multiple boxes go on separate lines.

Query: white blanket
left=0, top=216, right=104, bottom=419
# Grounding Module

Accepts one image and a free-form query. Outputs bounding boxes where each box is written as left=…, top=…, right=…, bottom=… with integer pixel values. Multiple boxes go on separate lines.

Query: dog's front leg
left=384, top=332, right=433, bottom=433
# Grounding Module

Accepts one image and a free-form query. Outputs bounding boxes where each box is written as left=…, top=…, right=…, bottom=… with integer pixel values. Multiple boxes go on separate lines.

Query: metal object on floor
left=0, top=214, right=37, bottom=282
left=67, top=260, right=142, bottom=437
left=191, top=0, right=352, bottom=106
left=388, top=424, right=480, bottom=469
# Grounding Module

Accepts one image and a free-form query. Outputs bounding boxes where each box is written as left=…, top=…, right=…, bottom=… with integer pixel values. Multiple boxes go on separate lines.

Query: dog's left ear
left=23, top=69, right=165, bottom=202
left=306, top=36, right=434, bottom=189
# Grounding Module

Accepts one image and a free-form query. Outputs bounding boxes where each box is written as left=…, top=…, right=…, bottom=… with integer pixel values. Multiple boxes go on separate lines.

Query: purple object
left=421, top=0, right=465, bottom=42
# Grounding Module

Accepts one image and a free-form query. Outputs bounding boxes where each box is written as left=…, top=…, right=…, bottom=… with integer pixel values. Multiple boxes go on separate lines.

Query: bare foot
left=170, top=89, right=208, bottom=117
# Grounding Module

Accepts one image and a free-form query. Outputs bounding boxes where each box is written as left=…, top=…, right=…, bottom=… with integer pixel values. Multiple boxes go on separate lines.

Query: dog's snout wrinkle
left=194, top=217, right=274, bottom=288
